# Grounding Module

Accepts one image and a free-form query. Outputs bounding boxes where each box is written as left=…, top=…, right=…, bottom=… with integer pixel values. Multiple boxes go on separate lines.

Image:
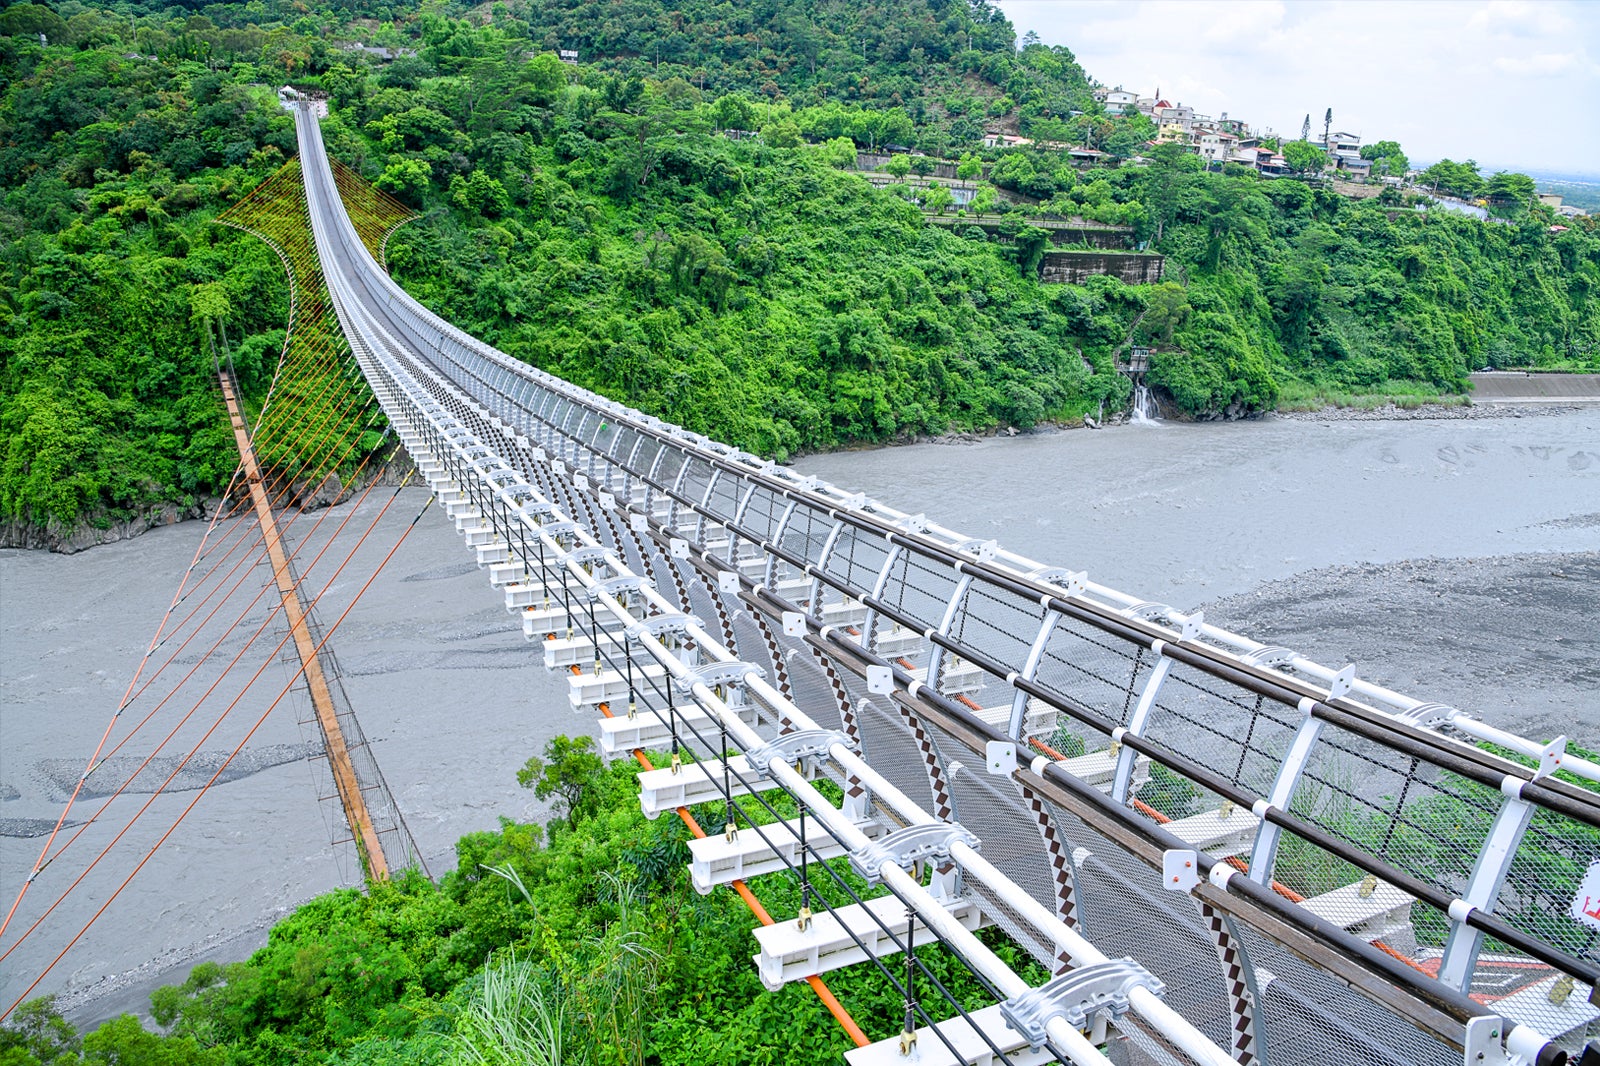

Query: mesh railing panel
left=1144, top=662, right=1301, bottom=796
left=1049, top=809, right=1236, bottom=1055
left=821, top=524, right=892, bottom=593
left=879, top=549, right=962, bottom=634
left=1290, top=726, right=1499, bottom=906
left=704, top=472, right=744, bottom=523
left=1232, top=922, right=1457, bottom=1066
left=854, top=698, right=950, bottom=829
left=951, top=581, right=1050, bottom=673
left=737, top=486, right=789, bottom=544
left=777, top=507, right=836, bottom=577
left=1033, top=618, right=1151, bottom=729
left=1503, top=808, right=1600, bottom=969
left=680, top=453, right=717, bottom=506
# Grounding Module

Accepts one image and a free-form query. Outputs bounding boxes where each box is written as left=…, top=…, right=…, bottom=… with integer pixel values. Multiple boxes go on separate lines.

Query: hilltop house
left=1153, top=102, right=1194, bottom=141
left=1317, top=131, right=1364, bottom=171
left=1197, top=129, right=1240, bottom=165
left=1100, top=87, right=1139, bottom=114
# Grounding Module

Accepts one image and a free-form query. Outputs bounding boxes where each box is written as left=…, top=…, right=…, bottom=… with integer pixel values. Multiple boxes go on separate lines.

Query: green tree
left=711, top=93, right=755, bottom=132
left=81, top=1015, right=221, bottom=1066
left=0, top=997, right=80, bottom=1065
left=1419, top=158, right=1484, bottom=199
left=374, top=157, right=433, bottom=204
left=517, top=736, right=604, bottom=827
left=524, top=53, right=568, bottom=104
left=1281, top=140, right=1326, bottom=175
left=760, top=119, right=802, bottom=148
left=956, top=153, right=982, bottom=186
left=884, top=153, right=911, bottom=180
left=1014, top=225, right=1051, bottom=275
left=920, top=181, right=953, bottom=215
left=1359, top=140, right=1408, bottom=177
left=815, top=136, right=857, bottom=169
left=0, top=3, right=68, bottom=42
left=1486, top=171, right=1535, bottom=204
left=1140, top=282, right=1191, bottom=344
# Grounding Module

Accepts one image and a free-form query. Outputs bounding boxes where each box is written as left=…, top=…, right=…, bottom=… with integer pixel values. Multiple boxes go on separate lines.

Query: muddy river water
left=2, top=408, right=1596, bottom=1020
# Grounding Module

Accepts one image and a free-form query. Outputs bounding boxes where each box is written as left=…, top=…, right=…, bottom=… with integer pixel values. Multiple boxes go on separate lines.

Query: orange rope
left=1, top=487, right=430, bottom=1019
left=24, top=448, right=408, bottom=884
left=1, top=265, right=382, bottom=942
left=1, top=460, right=416, bottom=967
left=22, top=368, right=390, bottom=873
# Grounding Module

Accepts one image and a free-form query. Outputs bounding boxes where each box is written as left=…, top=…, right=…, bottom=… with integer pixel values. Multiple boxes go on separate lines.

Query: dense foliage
left=0, top=15, right=305, bottom=533
left=1, top=0, right=1597, bottom=541
left=1, top=742, right=1041, bottom=1066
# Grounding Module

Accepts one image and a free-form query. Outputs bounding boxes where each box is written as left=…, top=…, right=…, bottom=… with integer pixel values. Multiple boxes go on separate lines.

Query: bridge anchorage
left=292, top=104, right=1599, bottom=1066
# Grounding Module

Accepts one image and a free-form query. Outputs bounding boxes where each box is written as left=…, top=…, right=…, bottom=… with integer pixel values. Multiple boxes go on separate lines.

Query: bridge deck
left=290, top=101, right=1599, bottom=1066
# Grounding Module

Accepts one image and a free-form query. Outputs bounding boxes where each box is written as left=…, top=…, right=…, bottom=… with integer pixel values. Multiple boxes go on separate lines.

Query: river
left=2, top=408, right=1597, bottom=1022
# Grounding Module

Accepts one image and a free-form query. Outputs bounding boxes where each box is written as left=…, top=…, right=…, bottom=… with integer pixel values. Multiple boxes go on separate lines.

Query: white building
left=1102, top=88, right=1138, bottom=114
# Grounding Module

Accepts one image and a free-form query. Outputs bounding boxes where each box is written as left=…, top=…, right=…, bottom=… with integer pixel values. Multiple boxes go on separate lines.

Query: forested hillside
left=1, top=0, right=1596, bottom=543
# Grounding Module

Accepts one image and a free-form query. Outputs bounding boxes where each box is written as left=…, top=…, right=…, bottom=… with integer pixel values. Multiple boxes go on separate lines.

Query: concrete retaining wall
left=1040, top=251, right=1165, bottom=285
left=1469, top=372, right=1600, bottom=402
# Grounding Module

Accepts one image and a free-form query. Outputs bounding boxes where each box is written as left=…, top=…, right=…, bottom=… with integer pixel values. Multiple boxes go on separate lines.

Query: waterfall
left=1131, top=384, right=1159, bottom=425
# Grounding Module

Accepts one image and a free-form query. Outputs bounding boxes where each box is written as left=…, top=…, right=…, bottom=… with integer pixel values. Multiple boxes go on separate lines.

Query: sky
left=993, top=0, right=1600, bottom=177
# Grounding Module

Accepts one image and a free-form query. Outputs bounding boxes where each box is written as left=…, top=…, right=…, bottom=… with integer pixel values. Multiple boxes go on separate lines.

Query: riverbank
left=9, top=378, right=1563, bottom=564
left=9, top=375, right=1600, bottom=554
left=1273, top=399, right=1598, bottom=422
left=0, top=450, right=413, bottom=555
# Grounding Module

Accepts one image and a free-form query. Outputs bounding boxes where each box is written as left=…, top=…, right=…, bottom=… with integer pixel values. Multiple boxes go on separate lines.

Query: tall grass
left=1275, top=378, right=1473, bottom=412
left=452, top=873, right=660, bottom=1066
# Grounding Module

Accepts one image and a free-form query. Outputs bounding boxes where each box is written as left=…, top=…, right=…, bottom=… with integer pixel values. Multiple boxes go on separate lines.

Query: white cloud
left=1467, top=0, right=1574, bottom=37
left=995, top=0, right=1600, bottom=174
left=1493, top=51, right=1579, bottom=75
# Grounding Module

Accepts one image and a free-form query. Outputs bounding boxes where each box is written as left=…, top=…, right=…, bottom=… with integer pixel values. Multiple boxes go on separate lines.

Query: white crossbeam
left=844, top=1004, right=1052, bottom=1066
left=636, top=755, right=762, bottom=818
left=753, top=892, right=990, bottom=992
left=687, top=811, right=883, bottom=894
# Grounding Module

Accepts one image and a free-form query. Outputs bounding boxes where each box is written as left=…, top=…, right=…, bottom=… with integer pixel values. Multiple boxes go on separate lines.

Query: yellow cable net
left=215, top=157, right=417, bottom=488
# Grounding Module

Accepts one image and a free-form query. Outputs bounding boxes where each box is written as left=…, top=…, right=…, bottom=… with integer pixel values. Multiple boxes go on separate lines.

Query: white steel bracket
left=587, top=575, right=641, bottom=601
left=926, top=574, right=975, bottom=693
left=1006, top=609, right=1059, bottom=741
left=625, top=613, right=702, bottom=643
left=1438, top=737, right=1567, bottom=990
left=746, top=729, right=856, bottom=777
left=672, top=661, right=766, bottom=700
left=1462, top=1016, right=1514, bottom=1066
left=849, top=822, right=980, bottom=883
left=1000, top=957, right=1165, bottom=1050
left=1111, top=652, right=1172, bottom=804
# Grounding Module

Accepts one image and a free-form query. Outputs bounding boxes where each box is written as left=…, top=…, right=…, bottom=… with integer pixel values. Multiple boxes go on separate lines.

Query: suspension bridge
left=5, top=104, right=1598, bottom=1066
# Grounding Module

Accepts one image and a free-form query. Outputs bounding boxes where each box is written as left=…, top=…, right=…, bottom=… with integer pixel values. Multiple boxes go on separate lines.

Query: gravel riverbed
left=1202, top=550, right=1599, bottom=744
